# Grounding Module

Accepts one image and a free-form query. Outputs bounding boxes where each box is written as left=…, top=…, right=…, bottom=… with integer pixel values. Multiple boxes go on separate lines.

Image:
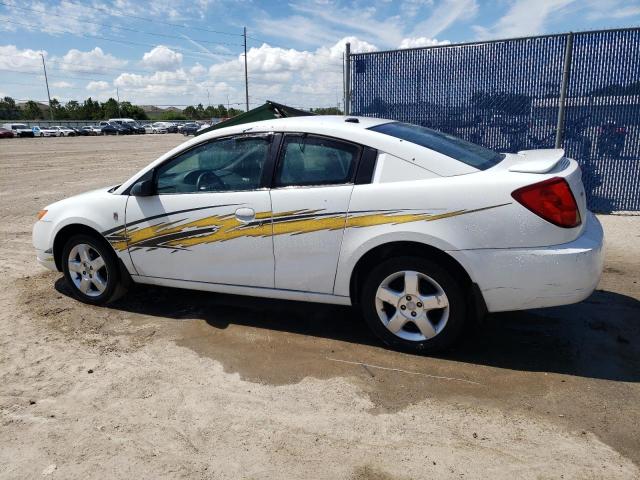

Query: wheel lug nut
left=411, top=311, right=417, bottom=317
left=400, top=305, right=406, bottom=310
left=417, top=302, right=423, bottom=308
left=406, top=295, right=412, bottom=301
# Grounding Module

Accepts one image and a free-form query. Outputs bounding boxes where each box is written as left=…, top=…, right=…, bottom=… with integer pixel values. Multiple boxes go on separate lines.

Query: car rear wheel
left=360, top=256, right=466, bottom=354
left=62, top=234, right=128, bottom=305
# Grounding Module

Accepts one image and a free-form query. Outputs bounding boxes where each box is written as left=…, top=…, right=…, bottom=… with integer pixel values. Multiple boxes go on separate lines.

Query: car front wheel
left=62, top=234, right=128, bottom=305
left=360, top=256, right=466, bottom=354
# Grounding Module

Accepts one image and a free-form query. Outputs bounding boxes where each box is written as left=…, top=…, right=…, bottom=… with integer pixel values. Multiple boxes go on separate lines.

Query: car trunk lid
left=495, top=149, right=588, bottom=237
left=508, top=148, right=566, bottom=173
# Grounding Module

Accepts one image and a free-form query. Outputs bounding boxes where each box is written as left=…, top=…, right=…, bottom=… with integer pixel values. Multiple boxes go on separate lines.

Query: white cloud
left=399, top=37, right=451, bottom=49
left=256, top=0, right=462, bottom=50
left=190, top=63, right=207, bottom=77
left=412, top=0, right=478, bottom=38
left=0, top=1, right=102, bottom=36
left=584, top=0, right=640, bottom=20
left=111, top=68, right=227, bottom=104
left=0, top=45, right=46, bottom=73
left=473, top=0, right=575, bottom=39
left=51, top=81, right=73, bottom=88
left=141, top=46, right=184, bottom=71
left=53, top=47, right=128, bottom=74
left=87, top=81, right=110, bottom=91
left=113, top=0, right=212, bottom=22
left=206, top=37, right=376, bottom=108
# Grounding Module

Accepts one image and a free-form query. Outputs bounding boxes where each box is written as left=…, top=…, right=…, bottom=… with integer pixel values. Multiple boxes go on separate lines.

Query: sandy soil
left=0, top=135, right=639, bottom=479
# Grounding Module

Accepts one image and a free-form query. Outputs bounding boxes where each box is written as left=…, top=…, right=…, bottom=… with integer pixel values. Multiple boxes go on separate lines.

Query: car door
left=269, top=133, right=362, bottom=294
left=124, top=133, right=276, bottom=288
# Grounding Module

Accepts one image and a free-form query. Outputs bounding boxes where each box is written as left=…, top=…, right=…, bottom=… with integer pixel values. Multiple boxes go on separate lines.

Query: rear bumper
left=450, top=213, right=604, bottom=312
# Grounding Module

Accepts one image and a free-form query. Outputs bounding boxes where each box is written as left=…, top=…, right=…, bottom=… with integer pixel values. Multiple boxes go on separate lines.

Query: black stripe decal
left=102, top=203, right=241, bottom=235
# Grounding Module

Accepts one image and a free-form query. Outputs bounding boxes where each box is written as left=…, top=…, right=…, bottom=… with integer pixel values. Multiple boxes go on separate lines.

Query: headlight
left=36, top=209, right=48, bottom=220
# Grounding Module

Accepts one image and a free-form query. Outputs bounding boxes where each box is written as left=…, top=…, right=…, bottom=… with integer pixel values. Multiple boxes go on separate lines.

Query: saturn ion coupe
left=33, top=116, right=604, bottom=353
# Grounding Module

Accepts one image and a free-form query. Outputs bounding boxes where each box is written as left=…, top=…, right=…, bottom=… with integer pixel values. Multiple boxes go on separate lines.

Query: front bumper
left=36, top=248, right=57, bottom=271
left=450, top=213, right=604, bottom=312
left=33, top=219, right=57, bottom=271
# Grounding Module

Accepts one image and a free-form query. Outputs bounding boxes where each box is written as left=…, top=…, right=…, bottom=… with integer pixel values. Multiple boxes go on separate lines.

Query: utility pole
left=207, top=89, right=210, bottom=108
left=226, top=94, right=230, bottom=115
left=342, top=52, right=345, bottom=114
left=40, top=53, right=53, bottom=121
left=116, top=87, right=122, bottom=117
left=344, top=42, right=351, bottom=115
left=243, top=26, right=249, bottom=112
left=555, top=32, right=574, bottom=148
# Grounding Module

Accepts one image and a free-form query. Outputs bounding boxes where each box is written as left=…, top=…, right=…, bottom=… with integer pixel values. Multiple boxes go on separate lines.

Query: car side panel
left=333, top=172, right=583, bottom=297
left=32, top=188, right=134, bottom=273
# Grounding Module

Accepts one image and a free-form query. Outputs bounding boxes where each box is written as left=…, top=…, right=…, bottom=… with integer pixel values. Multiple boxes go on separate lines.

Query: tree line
left=0, top=96, right=245, bottom=121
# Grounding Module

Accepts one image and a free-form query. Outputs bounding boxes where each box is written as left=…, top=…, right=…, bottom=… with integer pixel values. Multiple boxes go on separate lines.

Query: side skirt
left=131, top=275, right=353, bottom=306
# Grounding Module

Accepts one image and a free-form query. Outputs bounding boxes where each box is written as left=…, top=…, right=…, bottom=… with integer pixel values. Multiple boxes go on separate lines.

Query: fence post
left=555, top=32, right=574, bottom=148
left=345, top=42, right=351, bottom=115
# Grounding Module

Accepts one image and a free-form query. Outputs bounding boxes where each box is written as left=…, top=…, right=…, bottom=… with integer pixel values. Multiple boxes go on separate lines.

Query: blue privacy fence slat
left=350, top=28, right=640, bottom=212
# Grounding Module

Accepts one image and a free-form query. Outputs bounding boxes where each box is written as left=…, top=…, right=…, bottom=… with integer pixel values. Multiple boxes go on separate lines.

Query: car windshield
left=369, top=121, right=504, bottom=170
left=14, top=124, right=27, bottom=129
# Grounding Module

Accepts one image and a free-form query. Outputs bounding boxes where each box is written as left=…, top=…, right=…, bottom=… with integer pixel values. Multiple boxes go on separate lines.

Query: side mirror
left=130, top=179, right=155, bottom=197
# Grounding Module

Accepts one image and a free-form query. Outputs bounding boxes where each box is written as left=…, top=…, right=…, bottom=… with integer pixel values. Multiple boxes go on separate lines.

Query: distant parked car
left=80, top=126, right=99, bottom=136
left=158, top=122, right=178, bottom=133
left=109, top=118, right=146, bottom=134
left=72, top=127, right=91, bottom=136
left=181, top=123, right=200, bottom=136
left=32, top=126, right=57, bottom=137
left=0, top=127, right=14, bottom=138
left=98, top=121, right=127, bottom=135
left=109, top=120, right=135, bottom=134
left=149, top=122, right=168, bottom=134
left=2, top=123, right=34, bottom=137
left=49, top=126, right=76, bottom=137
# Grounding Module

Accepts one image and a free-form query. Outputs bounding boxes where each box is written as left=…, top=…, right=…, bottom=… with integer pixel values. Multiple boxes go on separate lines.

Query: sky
left=0, top=0, right=639, bottom=110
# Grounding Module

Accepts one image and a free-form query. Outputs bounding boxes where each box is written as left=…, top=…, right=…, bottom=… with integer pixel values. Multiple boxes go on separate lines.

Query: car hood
left=44, top=185, right=118, bottom=213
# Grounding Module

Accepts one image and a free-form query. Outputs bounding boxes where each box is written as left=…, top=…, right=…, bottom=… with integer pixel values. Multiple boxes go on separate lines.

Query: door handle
left=235, top=207, right=256, bottom=223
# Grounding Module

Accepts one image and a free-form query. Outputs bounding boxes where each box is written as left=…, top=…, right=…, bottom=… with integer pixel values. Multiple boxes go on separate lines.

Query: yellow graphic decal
left=105, top=204, right=506, bottom=252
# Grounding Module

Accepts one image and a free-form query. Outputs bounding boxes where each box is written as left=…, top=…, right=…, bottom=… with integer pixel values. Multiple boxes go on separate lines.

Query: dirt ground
left=0, top=135, right=639, bottom=479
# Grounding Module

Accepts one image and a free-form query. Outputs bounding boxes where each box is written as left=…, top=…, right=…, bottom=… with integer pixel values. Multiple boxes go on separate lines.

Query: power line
left=0, top=68, right=115, bottom=84
left=1, top=19, right=238, bottom=61
left=0, top=68, right=258, bottom=91
left=0, top=1, right=245, bottom=48
left=0, top=56, right=167, bottom=77
left=38, top=0, right=244, bottom=38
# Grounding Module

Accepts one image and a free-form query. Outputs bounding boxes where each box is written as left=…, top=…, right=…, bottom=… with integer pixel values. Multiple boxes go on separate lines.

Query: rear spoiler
left=508, top=149, right=565, bottom=174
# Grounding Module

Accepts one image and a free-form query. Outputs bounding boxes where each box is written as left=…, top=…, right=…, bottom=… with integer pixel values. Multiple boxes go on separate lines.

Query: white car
left=148, top=122, right=169, bottom=134
left=82, top=125, right=102, bottom=135
left=32, top=116, right=604, bottom=353
left=2, top=122, right=34, bottom=137
left=32, top=126, right=57, bottom=137
left=49, top=126, right=76, bottom=137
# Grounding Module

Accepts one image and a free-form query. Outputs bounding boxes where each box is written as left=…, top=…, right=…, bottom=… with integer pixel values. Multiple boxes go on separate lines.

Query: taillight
left=512, top=177, right=581, bottom=228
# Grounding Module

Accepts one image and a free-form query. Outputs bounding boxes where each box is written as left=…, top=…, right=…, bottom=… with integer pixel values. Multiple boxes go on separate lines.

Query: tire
left=360, top=256, right=467, bottom=354
left=61, top=234, right=128, bottom=305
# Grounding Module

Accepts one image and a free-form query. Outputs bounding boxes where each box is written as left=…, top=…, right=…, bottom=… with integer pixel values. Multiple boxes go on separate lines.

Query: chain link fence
left=348, top=28, right=640, bottom=213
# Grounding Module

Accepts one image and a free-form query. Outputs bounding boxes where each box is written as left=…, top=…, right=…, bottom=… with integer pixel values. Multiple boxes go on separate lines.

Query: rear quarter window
left=369, top=122, right=504, bottom=170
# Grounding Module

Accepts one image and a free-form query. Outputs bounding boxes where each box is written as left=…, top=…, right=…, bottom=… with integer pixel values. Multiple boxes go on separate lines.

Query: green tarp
left=196, top=100, right=314, bottom=136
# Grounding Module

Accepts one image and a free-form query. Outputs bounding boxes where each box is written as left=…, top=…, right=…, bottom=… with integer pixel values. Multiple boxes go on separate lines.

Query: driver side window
left=156, top=136, right=271, bottom=194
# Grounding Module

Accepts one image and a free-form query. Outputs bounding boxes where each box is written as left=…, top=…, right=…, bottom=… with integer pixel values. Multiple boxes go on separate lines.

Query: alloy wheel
left=375, top=270, right=449, bottom=342
left=67, top=243, right=108, bottom=297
